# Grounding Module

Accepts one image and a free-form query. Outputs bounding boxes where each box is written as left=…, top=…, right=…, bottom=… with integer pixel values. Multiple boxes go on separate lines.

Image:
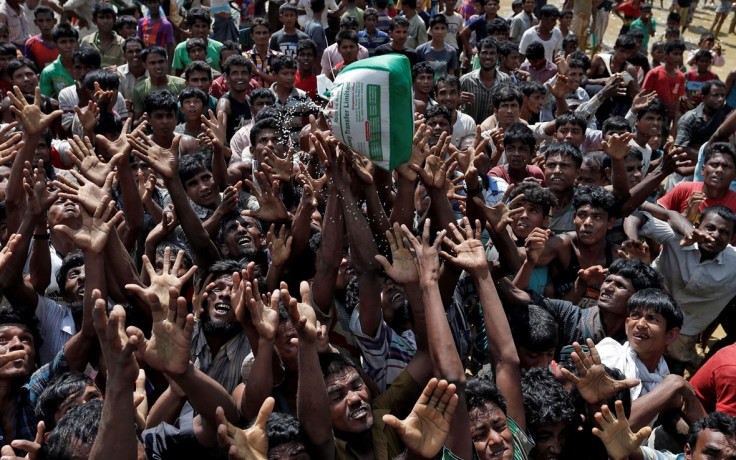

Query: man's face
left=220, top=49, right=239, bottom=69
left=540, top=15, right=558, bottom=31
left=227, top=65, right=252, bottom=93
left=518, top=346, right=555, bottom=370
left=379, top=277, right=408, bottom=323
left=436, top=81, right=460, bottom=110
left=666, top=49, right=684, bottom=66
left=276, top=68, right=296, bottom=90
left=145, top=53, right=168, bottom=79
left=94, top=13, right=115, bottom=33
left=297, top=48, right=315, bottom=71
left=479, top=46, right=498, bottom=71
left=511, top=201, right=548, bottom=239
left=391, top=25, right=409, bottom=47
left=624, top=157, right=643, bottom=186
left=124, top=41, right=143, bottom=68
left=574, top=204, right=612, bottom=246
left=0, top=325, right=36, bottom=379
left=555, top=123, right=585, bottom=147
left=597, top=274, right=635, bottom=315
left=567, top=67, right=584, bottom=91
left=252, top=25, right=271, bottom=46
left=34, top=13, right=56, bottom=34
left=496, top=100, right=520, bottom=126
left=130, top=157, right=152, bottom=181
left=577, top=162, right=606, bottom=187
left=253, top=128, right=285, bottom=161
left=250, top=96, right=274, bottom=117
left=505, top=140, right=532, bottom=171
left=48, top=196, right=81, bottom=226
left=501, top=50, right=521, bottom=71
left=651, top=47, right=665, bottom=63
left=414, top=72, right=434, bottom=95
left=222, top=215, right=264, bottom=257
left=430, top=23, right=448, bottom=41
left=528, top=57, right=546, bottom=71
left=186, top=70, right=212, bottom=93
left=613, top=46, right=635, bottom=62
left=697, top=213, right=735, bottom=257
left=73, top=62, right=96, bottom=82
left=524, top=92, right=544, bottom=115
left=56, top=36, right=79, bottom=59
left=280, top=10, right=298, bottom=27
left=54, top=384, right=103, bottom=424
left=704, top=85, right=727, bottom=111
left=64, top=265, right=85, bottom=302
left=531, top=421, right=568, bottom=460
left=190, top=19, right=211, bottom=40
left=544, top=153, right=579, bottom=193
left=326, top=368, right=374, bottom=434
left=154, top=249, right=190, bottom=277
left=181, top=96, right=204, bottom=121
left=207, top=274, right=238, bottom=324
left=338, top=40, right=359, bottom=63
left=188, top=46, right=207, bottom=62
left=149, top=108, right=177, bottom=137
left=11, top=65, right=38, bottom=95
left=426, top=114, right=452, bottom=145
left=685, top=428, right=736, bottom=460
left=184, top=169, right=219, bottom=208
left=625, top=308, right=677, bottom=360
left=635, top=111, right=662, bottom=138
left=268, top=441, right=310, bottom=460
left=484, top=0, right=500, bottom=15
left=274, top=320, right=298, bottom=368
left=703, top=152, right=736, bottom=191
left=522, top=0, right=535, bottom=12
left=470, top=402, right=514, bottom=460
left=560, top=13, right=572, bottom=28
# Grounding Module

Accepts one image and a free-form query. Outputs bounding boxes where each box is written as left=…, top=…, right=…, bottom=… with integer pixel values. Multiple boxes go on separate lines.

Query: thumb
left=52, top=224, right=75, bottom=239
left=617, top=378, right=641, bottom=391
left=382, top=414, right=405, bottom=435
left=375, top=255, right=392, bottom=273
left=634, top=426, right=653, bottom=445
left=1, top=444, right=15, bottom=456
left=299, top=280, right=311, bottom=305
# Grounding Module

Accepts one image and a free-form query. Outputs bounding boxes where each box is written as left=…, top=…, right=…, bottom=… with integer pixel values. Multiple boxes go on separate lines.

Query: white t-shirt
left=519, top=27, right=563, bottom=61
left=452, top=110, right=477, bottom=147
left=443, top=12, right=465, bottom=50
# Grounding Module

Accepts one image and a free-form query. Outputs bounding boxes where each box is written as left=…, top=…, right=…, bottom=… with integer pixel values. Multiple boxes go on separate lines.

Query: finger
left=559, top=367, right=581, bottom=385
left=254, top=396, right=275, bottom=429
left=381, top=414, right=405, bottom=435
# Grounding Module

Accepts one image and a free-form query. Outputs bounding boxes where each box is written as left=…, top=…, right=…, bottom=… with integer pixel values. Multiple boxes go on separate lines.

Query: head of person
left=203, top=260, right=246, bottom=338
left=702, top=79, right=727, bottom=112
left=538, top=4, right=560, bottom=31
left=219, top=210, right=265, bottom=260
left=492, top=83, right=523, bottom=126
left=335, top=29, right=359, bottom=64
left=279, top=3, right=299, bottom=27
left=178, top=86, right=208, bottom=122
left=7, top=57, right=39, bottom=95
left=52, top=23, right=80, bottom=58
left=389, top=16, right=410, bottom=47
left=572, top=185, right=617, bottom=245
left=634, top=99, right=665, bottom=137
left=91, top=2, right=116, bottom=31
left=401, top=0, right=418, bottom=14
left=251, top=17, right=272, bottom=46
left=521, top=368, right=576, bottom=460
left=481, top=0, right=500, bottom=16
left=224, top=55, right=254, bottom=96
left=186, top=37, right=207, bottom=62
left=651, top=42, right=665, bottom=63
left=508, top=181, right=557, bottom=239
left=511, top=0, right=522, bottom=14
left=435, top=74, right=461, bottom=110
left=249, top=87, right=276, bottom=118
left=220, top=41, right=242, bottom=69
left=666, top=11, right=680, bottom=28
left=320, top=353, right=374, bottom=435
left=664, top=26, right=680, bottom=42
left=544, top=141, right=582, bottom=193
left=266, top=412, right=311, bottom=459
left=250, top=116, right=289, bottom=160
left=187, top=7, right=212, bottom=39
left=602, top=116, right=631, bottom=140
left=597, top=258, right=663, bottom=316
left=0, top=311, right=40, bottom=383
left=141, top=46, right=168, bottom=80
left=36, top=372, right=102, bottom=434
left=625, top=288, right=682, bottom=363
left=56, top=251, right=86, bottom=306
left=612, top=33, right=637, bottom=61
left=272, top=54, right=297, bottom=91
left=562, top=35, right=579, bottom=56
left=115, top=15, right=138, bottom=39
left=511, top=306, right=558, bottom=369
left=153, top=243, right=193, bottom=279
left=488, top=17, right=510, bottom=42
left=84, top=69, right=119, bottom=102
left=33, top=6, right=57, bottom=35
left=179, top=152, right=218, bottom=209
left=412, top=61, right=435, bottom=97
left=554, top=111, right=587, bottom=147
left=46, top=399, right=103, bottom=460
left=702, top=142, right=736, bottom=193
left=683, top=412, right=736, bottom=460
left=478, top=36, right=501, bottom=71
left=122, top=36, right=144, bottom=68
left=577, top=151, right=608, bottom=187
left=696, top=205, right=736, bottom=258
left=425, top=104, right=453, bottom=146
left=691, top=48, right=713, bottom=75
left=519, top=80, right=545, bottom=115
left=525, top=42, right=546, bottom=70
left=466, top=377, right=514, bottom=460
left=664, top=38, right=686, bottom=65
left=503, top=122, right=536, bottom=171
left=339, top=15, right=360, bottom=32
left=620, top=149, right=643, bottom=186
left=71, top=46, right=101, bottom=82
left=698, top=32, right=716, bottom=50
left=48, top=194, right=81, bottom=236
left=498, top=40, right=521, bottom=72
left=144, top=89, right=178, bottom=137
left=184, top=60, right=213, bottom=93
left=311, top=0, right=326, bottom=15
left=428, top=14, right=448, bottom=41
left=565, top=59, right=586, bottom=91
left=296, top=39, right=317, bottom=71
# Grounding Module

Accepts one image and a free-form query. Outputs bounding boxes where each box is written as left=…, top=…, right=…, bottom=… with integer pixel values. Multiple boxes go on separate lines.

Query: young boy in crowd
left=374, top=15, right=418, bottom=67
left=375, top=0, right=391, bottom=32
left=115, top=15, right=139, bottom=39
left=39, top=23, right=78, bottom=99
left=416, top=14, right=458, bottom=76
left=173, top=8, right=224, bottom=75
left=271, top=54, right=310, bottom=145
left=270, top=4, right=309, bottom=57
left=210, top=41, right=256, bottom=99
left=246, top=18, right=282, bottom=88
left=629, top=2, right=655, bottom=55
left=328, top=29, right=360, bottom=79
left=182, top=60, right=218, bottom=119
left=642, top=39, right=686, bottom=130
left=359, top=7, right=390, bottom=57
left=341, top=0, right=365, bottom=30
left=81, top=3, right=126, bottom=68
left=24, top=6, right=58, bottom=70
left=435, top=74, right=476, bottom=146
left=295, top=39, right=318, bottom=100
left=490, top=121, right=546, bottom=186
left=216, top=54, right=254, bottom=141
left=137, top=0, right=175, bottom=69
left=681, top=49, right=717, bottom=113
left=132, top=46, right=187, bottom=120
left=176, top=87, right=209, bottom=143
left=411, top=61, right=436, bottom=110
left=519, top=80, right=545, bottom=123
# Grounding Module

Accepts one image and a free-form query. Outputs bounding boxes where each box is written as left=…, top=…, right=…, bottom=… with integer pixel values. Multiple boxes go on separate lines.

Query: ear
left=665, top=327, right=680, bottom=346
left=605, top=166, right=612, bottom=181
left=607, top=217, right=615, bottom=230
left=542, top=215, right=550, bottom=228
left=684, top=442, right=693, bottom=460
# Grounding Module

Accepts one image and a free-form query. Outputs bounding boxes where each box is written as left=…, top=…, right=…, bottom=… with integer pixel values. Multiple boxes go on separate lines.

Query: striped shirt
left=35, top=296, right=75, bottom=366
left=0, top=1, right=29, bottom=47
left=459, top=68, right=511, bottom=124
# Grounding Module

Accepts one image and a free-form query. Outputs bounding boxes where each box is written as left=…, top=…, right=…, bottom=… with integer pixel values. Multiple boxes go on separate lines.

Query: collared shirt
left=676, top=103, right=733, bottom=149
left=117, top=63, right=149, bottom=101
left=510, top=11, right=534, bottom=43
left=190, top=321, right=251, bottom=394
left=519, top=58, right=558, bottom=84
left=81, top=31, right=126, bottom=67
left=459, top=69, right=511, bottom=124
left=34, top=296, right=76, bottom=365
left=405, top=13, right=428, bottom=50
left=0, top=1, right=29, bottom=46
left=245, top=47, right=282, bottom=87
left=640, top=212, right=736, bottom=335
left=131, top=76, right=186, bottom=114
left=320, top=42, right=369, bottom=76
left=39, top=55, right=74, bottom=99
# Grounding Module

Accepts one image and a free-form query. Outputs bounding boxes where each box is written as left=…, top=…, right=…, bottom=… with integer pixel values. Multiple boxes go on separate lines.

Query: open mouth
left=214, top=302, right=231, bottom=315
left=349, top=406, right=369, bottom=420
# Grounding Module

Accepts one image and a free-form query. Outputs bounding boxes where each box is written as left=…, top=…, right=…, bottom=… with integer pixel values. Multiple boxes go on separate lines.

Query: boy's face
left=567, top=67, right=584, bottom=91
left=338, top=40, right=358, bottom=63
left=413, top=72, right=434, bottom=95
left=523, top=91, right=544, bottom=114
left=495, top=100, right=520, bottom=126
left=145, top=52, right=168, bottom=79
left=184, top=169, right=219, bottom=208
left=625, top=308, right=678, bottom=359
left=445, top=0, right=458, bottom=11
left=364, top=14, right=377, bottom=30
left=511, top=201, right=548, bottom=239
left=624, top=156, right=643, bottom=186
left=563, top=40, right=577, bottom=54
left=540, top=14, right=558, bottom=31
left=665, top=31, right=679, bottom=41
left=518, top=346, right=555, bottom=370
left=73, top=61, right=97, bottom=82
left=280, top=10, right=297, bottom=27
left=10, top=65, right=37, bottom=94
left=252, top=25, right=271, bottom=46
left=190, top=19, right=211, bottom=40
left=186, top=69, right=211, bottom=92
left=500, top=50, right=521, bottom=71
left=574, top=204, right=613, bottom=246
left=700, top=37, right=715, bottom=49
left=484, top=0, right=499, bottom=15
left=544, top=152, right=579, bottom=193
left=297, top=48, right=315, bottom=71
left=220, top=49, right=239, bottom=68
left=522, top=0, right=535, bottom=13
left=635, top=111, right=662, bottom=138
left=651, top=47, right=665, bottom=62
left=665, top=49, right=683, bottom=66
left=250, top=95, right=274, bottom=117
left=391, top=25, right=409, bottom=47
left=561, top=13, right=572, bottom=28
left=527, top=57, right=546, bottom=71
left=435, top=81, right=460, bottom=110
left=227, top=64, right=252, bottom=92
left=124, top=41, right=143, bottom=67
left=275, top=67, right=296, bottom=89
left=181, top=96, right=204, bottom=121
left=531, top=421, right=568, bottom=460
left=640, top=8, right=652, bottom=20
left=505, top=140, right=532, bottom=171
left=119, top=23, right=138, bottom=38
left=577, top=162, right=606, bottom=187
left=149, top=108, right=177, bottom=137
left=613, top=46, right=635, bottom=62
left=56, top=36, right=79, bottom=59
left=696, top=56, right=712, bottom=73
left=426, top=114, right=452, bottom=145
left=430, top=23, right=448, bottom=41
left=555, top=122, right=585, bottom=147
left=34, top=13, right=56, bottom=34
left=188, top=46, right=207, bottom=62
left=94, top=13, right=115, bottom=32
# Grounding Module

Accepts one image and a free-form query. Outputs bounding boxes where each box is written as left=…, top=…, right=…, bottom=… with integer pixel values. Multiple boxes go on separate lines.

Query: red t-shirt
left=658, top=181, right=736, bottom=215
left=642, top=65, right=685, bottom=119
left=24, top=35, right=59, bottom=69
left=295, top=70, right=317, bottom=100
left=690, top=343, right=736, bottom=417
left=681, top=69, right=717, bottom=112
left=489, top=165, right=546, bottom=186
left=617, top=1, right=642, bottom=18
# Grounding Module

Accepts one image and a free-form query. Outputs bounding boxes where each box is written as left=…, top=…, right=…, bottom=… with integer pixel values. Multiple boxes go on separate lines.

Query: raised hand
left=298, top=163, right=328, bottom=201
left=23, top=160, right=58, bottom=213
left=440, top=218, right=488, bottom=274
left=7, top=86, right=62, bottom=135
left=0, top=420, right=45, bottom=460
left=248, top=287, right=281, bottom=342
left=592, top=400, right=652, bottom=460
left=618, top=239, right=650, bottom=264
left=680, top=228, right=715, bottom=248
left=285, top=281, right=318, bottom=343
left=216, top=398, right=273, bottom=460
left=685, top=191, right=705, bottom=222
left=53, top=195, right=123, bottom=254
left=524, top=228, right=550, bottom=266
left=53, top=169, right=114, bottom=215
left=660, top=145, right=690, bottom=176
left=401, top=219, right=445, bottom=283
left=200, top=110, right=227, bottom=150
left=412, top=153, right=452, bottom=192
left=0, top=130, right=21, bottom=166
left=601, top=132, right=635, bottom=160
left=472, top=192, right=525, bottom=235
left=146, top=205, right=179, bottom=247
left=126, top=247, right=198, bottom=314
left=92, top=293, right=140, bottom=385
left=67, top=135, right=123, bottom=187
left=577, top=265, right=607, bottom=287
left=396, top=123, right=431, bottom=181
left=95, top=117, right=134, bottom=161
left=546, top=73, right=572, bottom=99
left=375, top=222, right=419, bottom=285
left=92, top=81, right=116, bottom=112
left=74, top=101, right=100, bottom=133
left=560, top=339, right=640, bottom=405
left=383, top=378, right=458, bottom=458
left=0, top=234, right=21, bottom=274
left=349, top=150, right=374, bottom=185
left=264, top=146, right=294, bottom=182
left=242, top=170, right=290, bottom=223
left=192, top=275, right=212, bottom=321
left=599, top=74, right=625, bottom=100
left=631, top=89, right=658, bottom=112
left=128, top=128, right=181, bottom=181
left=267, top=224, right=293, bottom=267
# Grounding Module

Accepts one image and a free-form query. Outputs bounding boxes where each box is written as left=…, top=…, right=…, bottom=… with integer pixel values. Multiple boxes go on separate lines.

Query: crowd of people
left=1, top=0, right=736, bottom=459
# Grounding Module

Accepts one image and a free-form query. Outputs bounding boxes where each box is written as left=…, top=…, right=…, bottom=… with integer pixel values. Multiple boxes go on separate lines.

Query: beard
left=202, top=318, right=241, bottom=340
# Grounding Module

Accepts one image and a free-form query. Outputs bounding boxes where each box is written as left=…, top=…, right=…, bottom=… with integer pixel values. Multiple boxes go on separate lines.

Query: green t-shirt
left=39, top=55, right=74, bottom=99
left=172, top=38, right=223, bottom=72
left=131, top=76, right=187, bottom=114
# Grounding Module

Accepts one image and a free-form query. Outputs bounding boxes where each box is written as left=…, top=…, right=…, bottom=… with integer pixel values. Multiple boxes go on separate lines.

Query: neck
left=703, top=183, right=728, bottom=199
left=577, top=237, right=608, bottom=263
left=600, top=310, right=626, bottom=338
left=131, top=63, right=146, bottom=75
left=185, top=119, right=201, bottom=133
left=150, top=13, right=160, bottom=20
left=206, top=335, right=226, bottom=357
left=275, top=85, right=292, bottom=101
left=42, top=32, right=53, bottom=41
left=50, top=230, right=80, bottom=257
left=664, top=63, right=677, bottom=72
left=415, top=92, right=429, bottom=103
left=153, top=132, right=174, bottom=148
left=480, top=66, right=496, bottom=79
left=520, top=105, right=533, bottom=121
left=299, top=67, right=313, bottom=77
left=405, top=9, right=415, bottom=18
left=99, top=30, right=114, bottom=39
left=553, top=188, right=574, bottom=208
left=255, top=43, right=269, bottom=54
left=703, top=105, right=717, bottom=117
left=637, top=350, right=662, bottom=373
left=391, top=41, right=404, bottom=50
left=151, top=74, right=169, bottom=87
left=230, top=87, right=248, bottom=101
left=633, top=130, right=650, bottom=146
left=284, top=25, right=297, bottom=34
left=507, top=165, right=527, bottom=181
left=61, top=55, right=73, bottom=67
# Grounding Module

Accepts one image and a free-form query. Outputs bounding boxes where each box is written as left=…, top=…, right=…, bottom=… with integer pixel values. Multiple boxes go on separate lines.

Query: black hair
left=602, top=116, right=631, bottom=136
left=319, top=352, right=358, bottom=379
left=122, top=36, right=144, bottom=53
left=512, top=305, right=558, bottom=351
left=47, top=400, right=103, bottom=460
left=186, top=37, right=207, bottom=53
left=0, top=310, right=42, bottom=362
left=266, top=412, right=308, bottom=447
left=503, top=122, right=536, bottom=150
left=84, top=69, right=119, bottom=91
left=72, top=46, right=101, bottom=68
left=702, top=79, right=725, bottom=97
left=221, top=40, right=241, bottom=53
left=572, top=185, right=617, bottom=216
left=487, top=18, right=510, bottom=36
left=207, top=259, right=245, bottom=281
left=498, top=40, right=518, bottom=58
left=279, top=3, right=298, bottom=14
left=339, top=15, right=359, bottom=29
left=614, top=33, right=637, bottom=50
left=92, top=2, right=116, bottom=19
left=700, top=205, right=736, bottom=229
left=0, top=42, right=16, bottom=57
left=223, top=54, right=253, bottom=75
left=7, top=57, right=38, bottom=80
left=336, top=29, right=359, bottom=46
left=249, top=87, right=276, bottom=105
left=555, top=110, right=587, bottom=134
left=144, top=89, right=177, bottom=116
left=297, top=38, right=317, bottom=56
left=272, top=54, right=297, bottom=74
left=568, top=50, right=591, bottom=69
left=57, top=251, right=85, bottom=297
left=665, top=38, right=686, bottom=54
left=694, top=48, right=713, bottom=63
left=520, top=80, right=545, bottom=97
left=560, top=8, right=573, bottom=17
left=363, top=6, right=378, bottom=19
left=389, top=15, right=410, bottom=30
left=376, top=0, right=388, bottom=9
left=34, top=5, right=55, bottom=18
left=525, top=41, right=545, bottom=60
left=412, top=61, right=435, bottom=81
left=94, top=112, right=124, bottom=137
left=509, top=181, right=557, bottom=216
left=627, top=288, right=683, bottom=330
left=311, top=0, right=326, bottom=13
left=250, top=116, right=283, bottom=146
left=426, top=104, right=452, bottom=126
left=435, top=73, right=460, bottom=93
left=142, top=45, right=167, bottom=62
left=254, top=105, right=281, bottom=123
left=567, top=58, right=584, bottom=71
left=521, top=368, right=575, bottom=434
left=703, top=141, right=736, bottom=166
left=686, top=412, right=736, bottom=451
left=466, top=377, right=507, bottom=414
left=492, top=83, right=523, bottom=108
left=155, top=242, right=194, bottom=272
left=403, top=0, right=418, bottom=9
left=583, top=151, right=608, bottom=178
left=607, top=258, right=663, bottom=291
left=478, top=36, right=500, bottom=53
left=635, top=99, right=665, bottom=121
left=52, top=23, right=79, bottom=42
left=251, top=17, right=271, bottom=33
left=115, top=15, right=138, bottom=34
left=184, top=60, right=213, bottom=80
left=186, top=7, right=211, bottom=26
left=626, top=28, right=644, bottom=40
left=429, top=14, right=448, bottom=28
left=544, top=141, right=583, bottom=168
left=179, top=152, right=212, bottom=184
left=178, top=86, right=208, bottom=105
left=539, top=4, right=560, bottom=17
left=36, top=372, right=98, bottom=431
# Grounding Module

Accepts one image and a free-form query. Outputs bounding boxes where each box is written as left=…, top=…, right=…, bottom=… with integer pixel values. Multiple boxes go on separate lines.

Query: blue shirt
left=358, top=29, right=390, bottom=56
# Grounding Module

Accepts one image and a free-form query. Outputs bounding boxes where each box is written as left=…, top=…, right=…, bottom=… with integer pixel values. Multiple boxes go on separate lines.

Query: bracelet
left=33, top=233, right=50, bottom=240
left=464, top=181, right=483, bottom=197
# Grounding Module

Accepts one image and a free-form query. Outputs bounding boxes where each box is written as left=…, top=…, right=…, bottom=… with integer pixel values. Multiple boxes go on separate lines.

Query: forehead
left=325, top=368, right=360, bottom=389
left=0, top=324, right=33, bottom=339
left=604, top=273, right=634, bottom=289
left=700, top=213, right=735, bottom=231
left=694, top=428, right=736, bottom=453
left=557, top=123, right=583, bottom=132
left=469, top=402, right=505, bottom=425
left=706, top=152, right=735, bottom=165
left=427, top=115, right=450, bottom=126
left=546, top=153, right=576, bottom=164
left=146, top=53, right=166, bottom=63
left=437, top=81, right=459, bottom=92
